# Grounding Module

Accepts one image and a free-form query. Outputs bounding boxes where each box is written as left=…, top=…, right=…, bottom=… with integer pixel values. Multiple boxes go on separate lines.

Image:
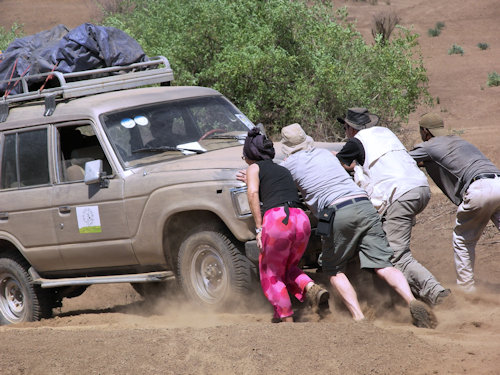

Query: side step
left=29, top=268, right=175, bottom=289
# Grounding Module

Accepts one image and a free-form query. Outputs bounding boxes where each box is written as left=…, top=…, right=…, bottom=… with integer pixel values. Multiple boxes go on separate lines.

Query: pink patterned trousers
left=259, top=206, right=312, bottom=319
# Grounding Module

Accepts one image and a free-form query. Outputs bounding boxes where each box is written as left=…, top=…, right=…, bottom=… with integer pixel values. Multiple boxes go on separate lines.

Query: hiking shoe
left=434, top=288, right=451, bottom=305
left=306, top=284, right=330, bottom=313
left=410, top=300, right=438, bottom=329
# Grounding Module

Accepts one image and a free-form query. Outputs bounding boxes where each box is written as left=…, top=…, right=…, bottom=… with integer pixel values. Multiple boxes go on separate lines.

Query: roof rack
left=0, top=55, right=173, bottom=122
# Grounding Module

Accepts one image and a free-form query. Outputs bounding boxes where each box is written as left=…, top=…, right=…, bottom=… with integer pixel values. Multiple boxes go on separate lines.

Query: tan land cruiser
left=0, top=56, right=325, bottom=324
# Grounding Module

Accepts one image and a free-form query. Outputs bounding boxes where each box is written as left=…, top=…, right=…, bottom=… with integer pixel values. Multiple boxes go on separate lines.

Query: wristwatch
left=255, top=228, right=262, bottom=234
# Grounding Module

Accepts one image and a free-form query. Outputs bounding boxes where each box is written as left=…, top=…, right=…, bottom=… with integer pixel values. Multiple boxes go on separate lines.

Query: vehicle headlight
left=230, top=186, right=252, bottom=217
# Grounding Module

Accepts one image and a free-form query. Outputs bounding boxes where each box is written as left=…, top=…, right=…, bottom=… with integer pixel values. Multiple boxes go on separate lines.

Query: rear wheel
left=0, top=255, right=51, bottom=325
left=177, top=229, right=255, bottom=308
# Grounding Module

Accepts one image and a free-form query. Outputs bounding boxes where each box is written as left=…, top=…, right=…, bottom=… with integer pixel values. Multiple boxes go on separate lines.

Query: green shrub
left=448, top=44, right=464, bottom=55
left=477, top=42, right=489, bottom=50
left=0, top=23, right=23, bottom=51
left=102, top=0, right=430, bottom=140
left=487, top=72, right=500, bottom=87
left=428, top=28, right=441, bottom=37
left=435, top=21, right=445, bottom=30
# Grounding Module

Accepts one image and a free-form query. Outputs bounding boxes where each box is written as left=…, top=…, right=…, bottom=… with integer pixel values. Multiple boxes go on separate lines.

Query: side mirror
left=84, top=160, right=109, bottom=188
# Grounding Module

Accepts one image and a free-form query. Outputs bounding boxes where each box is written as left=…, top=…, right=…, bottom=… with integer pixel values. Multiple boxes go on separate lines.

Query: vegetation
left=477, top=42, right=489, bottom=50
left=487, top=72, right=500, bottom=87
left=435, top=21, right=445, bottom=30
left=427, top=28, right=441, bottom=37
left=448, top=44, right=464, bottom=55
left=102, top=0, right=430, bottom=140
left=1, top=1, right=431, bottom=140
left=428, top=21, right=445, bottom=38
left=0, top=23, right=23, bottom=51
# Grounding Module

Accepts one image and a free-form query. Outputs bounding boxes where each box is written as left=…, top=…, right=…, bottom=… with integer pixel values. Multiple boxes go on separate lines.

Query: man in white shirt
left=336, top=108, right=450, bottom=305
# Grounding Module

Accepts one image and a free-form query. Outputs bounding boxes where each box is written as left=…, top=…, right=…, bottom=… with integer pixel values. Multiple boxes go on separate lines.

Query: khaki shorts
left=321, top=199, right=393, bottom=275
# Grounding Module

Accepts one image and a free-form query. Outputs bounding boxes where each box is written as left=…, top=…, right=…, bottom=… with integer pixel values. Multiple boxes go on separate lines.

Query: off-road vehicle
left=0, top=56, right=325, bottom=324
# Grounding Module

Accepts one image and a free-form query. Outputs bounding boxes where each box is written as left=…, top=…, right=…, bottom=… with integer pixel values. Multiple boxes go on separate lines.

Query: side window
left=1, top=129, right=49, bottom=189
left=56, top=124, right=112, bottom=183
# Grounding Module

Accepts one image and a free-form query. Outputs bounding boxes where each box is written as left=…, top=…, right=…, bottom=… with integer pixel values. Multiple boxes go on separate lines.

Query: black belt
left=329, top=196, right=369, bottom=210
left=471, top=173, right=500, bottom=183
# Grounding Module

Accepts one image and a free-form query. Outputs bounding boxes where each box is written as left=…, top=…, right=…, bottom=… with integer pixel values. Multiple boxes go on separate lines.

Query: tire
left=0, top=255, right=51, bottom=325
left=177, top=229, right=255, bottom=308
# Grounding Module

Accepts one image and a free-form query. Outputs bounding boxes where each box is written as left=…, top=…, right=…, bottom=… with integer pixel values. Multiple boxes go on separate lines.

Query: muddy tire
left=0, top=255, right=51, bottom=325
left=177, top=229, right=255, bottom=308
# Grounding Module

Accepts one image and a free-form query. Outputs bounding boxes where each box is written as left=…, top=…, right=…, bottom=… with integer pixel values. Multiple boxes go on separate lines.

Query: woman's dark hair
left=243, top=127, right=275, bottom=161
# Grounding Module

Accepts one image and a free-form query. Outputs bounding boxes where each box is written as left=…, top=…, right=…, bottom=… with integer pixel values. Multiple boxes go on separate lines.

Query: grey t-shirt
left=410, top=135, right=500, bottom=205
left=281, top=148, right=365, bottom=217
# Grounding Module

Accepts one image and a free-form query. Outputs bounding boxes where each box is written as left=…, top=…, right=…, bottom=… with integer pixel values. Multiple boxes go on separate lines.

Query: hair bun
left=248, top=127, right=261, bottom=137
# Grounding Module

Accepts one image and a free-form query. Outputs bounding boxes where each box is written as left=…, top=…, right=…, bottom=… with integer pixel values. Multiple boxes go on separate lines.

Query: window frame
left=0, top=125, right=51, bottom=190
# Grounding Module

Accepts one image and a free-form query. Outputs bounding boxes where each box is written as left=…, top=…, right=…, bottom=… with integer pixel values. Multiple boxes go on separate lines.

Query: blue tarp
left=0, top=23, right=148, bottom=96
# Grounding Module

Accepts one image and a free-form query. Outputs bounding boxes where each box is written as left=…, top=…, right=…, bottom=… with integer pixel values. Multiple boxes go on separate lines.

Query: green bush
left=428, top=28, right=441, bottom=37
left=448, top=44, right=464, bottom=55
left=0, top=23, right=23, bottom=51
left=487, top=72, right=500, bottom=87
left=435, top=21, right=445, bottom=30
left=477, top=42, right=489, bottom=50
left=102, top=0, right=430, bottom=140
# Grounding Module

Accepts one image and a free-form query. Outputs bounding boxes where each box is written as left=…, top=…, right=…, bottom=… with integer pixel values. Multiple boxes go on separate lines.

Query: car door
left=50, top=122, right=138, bottom=270
left=0, top=127, right=64, bottom=271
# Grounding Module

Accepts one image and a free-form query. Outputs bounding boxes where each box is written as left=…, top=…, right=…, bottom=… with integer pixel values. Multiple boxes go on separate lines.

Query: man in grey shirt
left=278, top=123, right=436, bottom=328
left=410, top=113, right=500, bottom=293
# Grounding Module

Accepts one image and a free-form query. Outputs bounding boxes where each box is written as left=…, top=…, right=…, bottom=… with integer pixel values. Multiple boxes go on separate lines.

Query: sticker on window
left=120, top=118, right=136, bottom=129
left=134, top=115, right=149, bottom=126
left=76, top=206, right=102, bottom=233
left=235, top=114, right=254, bottom=129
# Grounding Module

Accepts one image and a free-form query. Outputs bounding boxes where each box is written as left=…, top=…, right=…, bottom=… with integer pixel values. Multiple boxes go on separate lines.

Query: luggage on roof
left=0, top=23, right=150, bottom=96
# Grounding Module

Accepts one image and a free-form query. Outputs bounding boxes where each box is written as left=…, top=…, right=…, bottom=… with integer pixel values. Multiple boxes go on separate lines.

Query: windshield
left=100, top=96, right=254, bottom=168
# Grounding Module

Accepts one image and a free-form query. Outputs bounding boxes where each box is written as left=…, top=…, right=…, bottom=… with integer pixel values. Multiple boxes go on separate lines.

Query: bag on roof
left=0, top=23, right=149, bottom=96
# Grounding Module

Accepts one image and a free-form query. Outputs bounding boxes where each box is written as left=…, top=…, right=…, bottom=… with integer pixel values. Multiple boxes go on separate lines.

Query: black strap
left=282, top=202, right=291, bottom=225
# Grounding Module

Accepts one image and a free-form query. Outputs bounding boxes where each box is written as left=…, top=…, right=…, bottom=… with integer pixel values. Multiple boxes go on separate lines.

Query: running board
left=28, top=267, right=175, bottom=288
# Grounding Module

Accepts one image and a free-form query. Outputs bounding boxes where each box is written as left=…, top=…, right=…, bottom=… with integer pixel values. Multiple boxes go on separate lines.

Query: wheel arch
left=0, top=238, right=29, bottom=264
left=162, top=210, right=233, bottom=272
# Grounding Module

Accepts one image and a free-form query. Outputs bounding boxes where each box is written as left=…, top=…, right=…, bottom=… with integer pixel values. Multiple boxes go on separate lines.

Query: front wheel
left=177, top=230, right=255, bottom=308
left=0, top=255, right=51, bottom=325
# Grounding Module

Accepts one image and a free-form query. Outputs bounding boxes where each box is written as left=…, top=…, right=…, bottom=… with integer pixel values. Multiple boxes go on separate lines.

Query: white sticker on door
left=76, top=206, right=102, bottom=233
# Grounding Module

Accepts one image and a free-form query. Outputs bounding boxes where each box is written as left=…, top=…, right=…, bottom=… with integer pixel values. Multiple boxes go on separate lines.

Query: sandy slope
left=0, top=1, right=499, bottom=374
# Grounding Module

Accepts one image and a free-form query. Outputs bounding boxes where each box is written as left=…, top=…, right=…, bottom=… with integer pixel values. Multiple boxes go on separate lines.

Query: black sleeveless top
left=256, top=159, right=301, bottom=214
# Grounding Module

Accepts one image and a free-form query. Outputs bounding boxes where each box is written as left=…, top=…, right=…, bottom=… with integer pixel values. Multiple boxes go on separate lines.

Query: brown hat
left=337, top=107, right=379, bottom=130
left=419, top=113, right=449, bottom=137
left=280, top=123, right=314, bottom=157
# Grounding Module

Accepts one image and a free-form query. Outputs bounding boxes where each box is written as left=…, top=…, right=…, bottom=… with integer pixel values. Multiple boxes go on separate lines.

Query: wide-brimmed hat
left=418, top=113, right=449, bottom=137
left=280, top=123, right=314, bottom=157
left=337, top=107, right=379, bottom=130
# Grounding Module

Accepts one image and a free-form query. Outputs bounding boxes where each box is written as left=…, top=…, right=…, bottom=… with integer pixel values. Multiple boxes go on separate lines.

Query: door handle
left=0, top=212, right=8, bottom=220
left=59, top=206, right=72, bottom=214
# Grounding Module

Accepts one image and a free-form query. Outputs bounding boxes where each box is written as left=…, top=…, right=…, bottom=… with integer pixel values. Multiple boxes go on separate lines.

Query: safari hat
left=280, top=123, right=314, bottom=157
left=337, top=107, right=379, bottom=130
left=419, top=113, right=449, bottom=137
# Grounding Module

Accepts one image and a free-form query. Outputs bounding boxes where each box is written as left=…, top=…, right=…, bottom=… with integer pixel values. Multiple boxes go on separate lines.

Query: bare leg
left=375, top=266, right=415, bottom=305
left=330, top=273, right=365, bottom=321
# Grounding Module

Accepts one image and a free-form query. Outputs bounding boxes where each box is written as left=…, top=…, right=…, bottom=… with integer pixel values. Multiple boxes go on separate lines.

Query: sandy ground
left=0, top=0, right=499, bottom=374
